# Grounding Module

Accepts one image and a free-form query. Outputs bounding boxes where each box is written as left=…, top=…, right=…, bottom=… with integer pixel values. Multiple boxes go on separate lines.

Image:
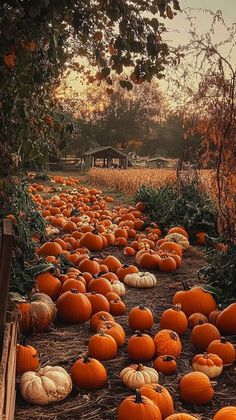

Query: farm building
left=147, top=157, right=177, bottom=169
left=84, top=146, right=131, bottom=170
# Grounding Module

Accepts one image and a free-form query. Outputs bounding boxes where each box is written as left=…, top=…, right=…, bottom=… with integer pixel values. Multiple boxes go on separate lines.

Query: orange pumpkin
left=118, top=390, right=162, bottom=420
left=173, top=282, right=217, bottom=317
left=188, top=313, right=208, bottom=329
left=71, top=355, right=107, bottom=389
left=56, top=290, right=92, bottom=323
left=128, top=306, right=154, bottom=331
left=96, top=321, right=125, bottom=348
left=140, top=383, right=174, bottom=419
left=154, top=329, right=182, bottom=359
left=35, top=271, right=62, bottom=299
left=216, top=303, right=236, bottom=335
left=213, top=406, right=236, bottom=419
left=87, top=277, right=113, bottom=296
left=179, top=371, right=214, bottom=405
left=90, top=311, right=114, bottom=331
left=85, top=292, right=110, bottom=315
left=128, top=331, right=155, bottom=362
left=88, top=329, right=118, bottom=360
left=79, top=230, right=104, bottom=251
left=160, top=304, right=188, bottom=336
left=207, top=338, right=236, bottom=365
left=191, top=322, right=221, bottom=350
left=153, top=355, right=177, bottom=375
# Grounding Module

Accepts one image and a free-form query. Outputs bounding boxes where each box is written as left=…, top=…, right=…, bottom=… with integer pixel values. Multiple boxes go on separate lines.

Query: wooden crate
left=0, top=321, right=18, bottom=420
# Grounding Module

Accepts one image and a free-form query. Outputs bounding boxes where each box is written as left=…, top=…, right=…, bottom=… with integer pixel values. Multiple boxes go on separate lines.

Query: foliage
left=0, top=0, right=181, bottom=175
left=199, top=242, right=236, bottom=307
left=135, top=173, right=217, bottom=236
left=0, top=177, right=46, bottom=294
left=166, top=9, right=236, bottom=241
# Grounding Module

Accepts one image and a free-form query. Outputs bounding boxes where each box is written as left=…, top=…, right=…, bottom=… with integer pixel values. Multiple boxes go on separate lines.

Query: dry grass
left=88, top=168, right=216, bottom=197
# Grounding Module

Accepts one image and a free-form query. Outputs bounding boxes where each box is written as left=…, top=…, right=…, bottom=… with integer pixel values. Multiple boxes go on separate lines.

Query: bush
left=135, top=174, right=217, bottom=237
left=199, top=241, right=236, bottom=307
left=0, top=177, right=46, bottom=294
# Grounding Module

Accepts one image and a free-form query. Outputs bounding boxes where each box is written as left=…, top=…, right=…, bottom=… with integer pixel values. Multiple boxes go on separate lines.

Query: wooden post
left=0, top=220, right=14, bottom=341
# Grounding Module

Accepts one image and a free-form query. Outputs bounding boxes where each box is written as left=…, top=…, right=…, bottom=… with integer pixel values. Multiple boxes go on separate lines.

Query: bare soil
left=15, top=175, right=236, bottom=420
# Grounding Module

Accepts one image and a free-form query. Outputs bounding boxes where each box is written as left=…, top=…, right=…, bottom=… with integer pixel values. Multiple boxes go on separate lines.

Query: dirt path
left=15, top=177, right=236, bottom=420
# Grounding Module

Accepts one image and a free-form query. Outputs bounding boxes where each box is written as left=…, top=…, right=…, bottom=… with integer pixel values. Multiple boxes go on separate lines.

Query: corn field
left=88, top=168, right=216, bottom=197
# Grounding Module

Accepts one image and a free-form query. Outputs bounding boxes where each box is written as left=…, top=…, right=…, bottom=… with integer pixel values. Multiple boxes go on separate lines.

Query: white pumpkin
left=111, top=280, right=126, bottom=296
left=20, top=365, right=72, bottom=405
left=164, top=233, right=190, bottom=249
left=192, top=353, right=223, bottom=378
left=123, top=271, right=157, bottom=288
left=120, top=363, right=159, bottom=389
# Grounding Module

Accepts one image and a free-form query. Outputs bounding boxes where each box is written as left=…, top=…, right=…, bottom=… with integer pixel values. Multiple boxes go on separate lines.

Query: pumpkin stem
left=98, top=328, right=105, bottom=336
left=82, top=354, right=90, bottom=363
left=138, top=305, right=146, bottom=310
left=135, top=389, right=143, bottom=404
left=71, top=289, right=79, bottom=294
left=203, top=352, right=209, bottom=358
left=173, top=304, right=182, bottom=311
left=135, top=330, right=143, bottom=337
left=163, top=355, right=175, bottom=362
left=198, top=319, right=204, bottom=325
left=170, top=331, right=178, bottom=340
left=136, top=364, right=144, bottom=371
left=221, top=337, right=227, bottom=343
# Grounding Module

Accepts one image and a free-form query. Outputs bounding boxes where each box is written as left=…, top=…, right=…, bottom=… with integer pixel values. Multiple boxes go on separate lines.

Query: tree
left=166, top=9, right=236, bottom=240
left=69, top=81, right=167, bottom=152
left=0, top=0, right=181, bottom=176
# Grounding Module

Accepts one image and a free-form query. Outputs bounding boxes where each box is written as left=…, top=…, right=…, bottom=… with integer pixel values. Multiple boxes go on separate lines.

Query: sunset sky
left=66, top=1, right=236, bottom=95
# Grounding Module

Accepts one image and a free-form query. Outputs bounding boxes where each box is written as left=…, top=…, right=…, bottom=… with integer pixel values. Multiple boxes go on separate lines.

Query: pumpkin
left=179, top=371, right=214, bottom=405
left=213, top=406, right=236, bottom=419
left=88, top=329, right=118, bottom=360
left=111, top=280, right=126, bottom=296
left=172, top=282, right=217, bottom=317
left=18, top=293, right=57, bottom=334
left=56, top=290, right=92, bottom=323
left=195, top=231, right=206, bottom=245
left=192, top=353, right=223, bottom=378
left=71, top=355, right=107, bottom=389
left=90, top=311, right=114, bottom=331
left=216, top=303, right=236, bottom=335
left=165, top=415, right=198, bottom=420
left=158, top=241, right=183, bottom=257
left=160, top=304, right=188, bottom=336
left=128, top=331, right=155, bottom=361
left=124, top=246, right=136, bottom=256
left=103, top=255, right=122, bottom=272
left=16, top=339, right=40, bottom=375
left=106, top=291, right=120, bottom=302
left=168, top=227, right=189, bottom=238
left=153, top=355, right=177, bottom=375
left=158, top=254, right=177, bottom=272
left=154, top=330, right=182, bottom=359
left=96, top=321, right=125, bottom=348
left=120, top=364, right=159, bottom=389
left=37, top=241, right=63, bottom=257
left=117, top=390, right=162, bottom=420
left=78, top=258, right=100, bottom=275
left=140, top=383, right=174, bottom=419
left=139, top=252, right=160, bottom=269
left=87, top=277, right=113, bottom=296
left=136, top=202, right=146, bottom=212
left=116, top=264, right=139, bottom=281
left=124, top=271, right=157, bottom=288
left=20, top=366, right=72, bottom=405
left=110, top=298, right=126, bottom=316
left=61, top=278, right=86, bottom=294
left=207, top=338, right=236, bottom=365
left=35, top=271, right=62, bottom=299
left=188, top=313, right=208, bottom=329
left=209, top=309, right=221, bottom=325
left=85, top=292, right=110, bottom=315
left=79, top=230, right=104, bottom=251
left=191, top=322, right=221, bottom=350
left=128, top=306, right=154, bottom=331
left=164, top=233, right=190, bottom=249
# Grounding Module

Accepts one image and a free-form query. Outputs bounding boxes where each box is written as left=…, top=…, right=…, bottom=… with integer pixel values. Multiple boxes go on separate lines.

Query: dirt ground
left=15, top=174, right=236, bottom=420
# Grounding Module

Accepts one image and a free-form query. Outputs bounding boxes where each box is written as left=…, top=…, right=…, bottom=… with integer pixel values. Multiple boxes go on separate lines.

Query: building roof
left=84, top=146, right=129, bottom=159
left=147, top=157, right=170, bottom=162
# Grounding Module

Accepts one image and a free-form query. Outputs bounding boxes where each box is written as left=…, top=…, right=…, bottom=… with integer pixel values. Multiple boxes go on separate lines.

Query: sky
left=65, top=0, right=236, bottom=95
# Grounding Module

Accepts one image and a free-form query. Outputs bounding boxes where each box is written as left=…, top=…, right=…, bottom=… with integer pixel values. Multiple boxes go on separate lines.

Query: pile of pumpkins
left=14, top=176, right=236, bottom=419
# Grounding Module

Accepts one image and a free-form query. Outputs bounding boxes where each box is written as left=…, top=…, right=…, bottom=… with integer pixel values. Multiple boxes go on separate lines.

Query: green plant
left=0, top=177, right=46, bottom=294
left=198, top=242, right=236, bottom=307
left=135, top=176, right=217, bottom=237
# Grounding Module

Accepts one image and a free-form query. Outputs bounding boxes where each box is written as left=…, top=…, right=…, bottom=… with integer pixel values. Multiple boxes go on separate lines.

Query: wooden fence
left=0, top=219, right=17, bottom=420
